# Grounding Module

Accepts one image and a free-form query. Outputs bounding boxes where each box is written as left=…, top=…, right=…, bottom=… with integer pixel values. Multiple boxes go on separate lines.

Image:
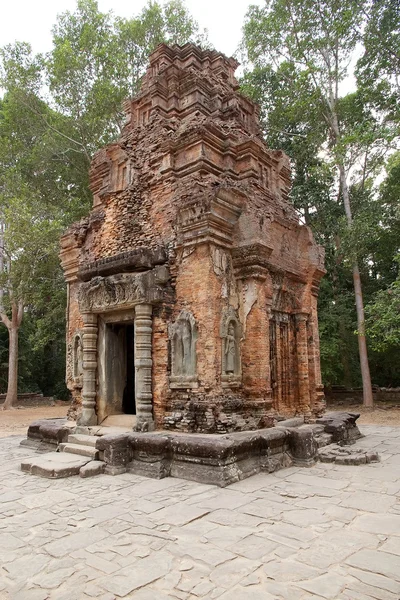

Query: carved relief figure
left=225, top=323, right=237, bottom=373
left=169, top=311, right=198, bottom=387
left=73, top=334, right=83, bottom=379
left=221, top=310, right=242, bottom=382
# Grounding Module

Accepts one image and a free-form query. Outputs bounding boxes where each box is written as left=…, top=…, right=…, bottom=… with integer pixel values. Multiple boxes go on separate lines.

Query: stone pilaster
left=79, top=313, right=98, bottom=426
left=135, top=303, right=155, bottom=431
left=274, top=317, right=282, bottom=412
left=310, top=294, right=325, bottom=416
left=295, top=313, right=311, bottom=419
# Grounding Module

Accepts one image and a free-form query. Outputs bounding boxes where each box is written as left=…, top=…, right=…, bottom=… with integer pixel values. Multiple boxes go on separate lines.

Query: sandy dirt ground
left=326, top=402, right=400, bottom=426
left=0, top=401, right=399, bottom=438
left=0, top=405, right=69, bottom=438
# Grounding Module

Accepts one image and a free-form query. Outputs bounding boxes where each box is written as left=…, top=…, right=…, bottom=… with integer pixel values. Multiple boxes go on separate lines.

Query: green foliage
left=366, top=275, right=400, bottom=352
left=356, top=0, right=400, bottom=117
left=0, top=0, right=203, bottom=397
left=242, top=0, right=400, bottom=389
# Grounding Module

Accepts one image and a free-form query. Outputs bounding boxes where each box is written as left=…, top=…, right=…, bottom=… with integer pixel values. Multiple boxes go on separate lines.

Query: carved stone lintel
left=232, top=243, right=273, bottom=280
left=78, top=266, right=169, bottom=314
left=78, top=313, right=98, bottom=426
left=134, top=304, right=155, bottom=431
left=177, top=188, right=245, bottom=249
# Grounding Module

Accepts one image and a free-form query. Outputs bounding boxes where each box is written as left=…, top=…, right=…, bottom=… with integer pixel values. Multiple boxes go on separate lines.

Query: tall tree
left=242, top=0, right=377, bottom=406
left=0, top=0, right=206, bottom=406
left=356, top=0, right=400, bottom=118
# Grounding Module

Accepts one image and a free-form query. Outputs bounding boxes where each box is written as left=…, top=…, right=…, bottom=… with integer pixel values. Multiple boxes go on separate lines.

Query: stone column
left=78, top=312, right=98, bottom=426
left=134, top=303, right=155, bottom=431
left=295, top=312, right=311, bottom=419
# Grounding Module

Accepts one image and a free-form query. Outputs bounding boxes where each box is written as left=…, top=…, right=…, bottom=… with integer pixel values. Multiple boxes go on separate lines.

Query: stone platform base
left=21, top=412, right=370, bottom=486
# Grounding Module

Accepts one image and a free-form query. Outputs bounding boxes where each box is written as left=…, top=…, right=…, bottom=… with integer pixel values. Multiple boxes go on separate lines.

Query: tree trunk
left=338, top=163, right=374, bottom=408
left=1, top=301, right=24, bottom=410
left=3, top=322, right=19, bottom=409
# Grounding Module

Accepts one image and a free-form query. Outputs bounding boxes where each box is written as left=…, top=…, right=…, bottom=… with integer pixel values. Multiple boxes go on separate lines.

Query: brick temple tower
left=60, top=43, right=326, bottom=433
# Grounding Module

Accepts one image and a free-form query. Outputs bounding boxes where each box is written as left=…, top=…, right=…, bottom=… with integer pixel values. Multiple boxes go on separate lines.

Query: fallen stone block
left=316, top=411, right=362, bottom=444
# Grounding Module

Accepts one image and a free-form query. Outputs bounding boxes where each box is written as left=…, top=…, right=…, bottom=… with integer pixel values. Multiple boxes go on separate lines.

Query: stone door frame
left=78, top=303, right=154, bottom=430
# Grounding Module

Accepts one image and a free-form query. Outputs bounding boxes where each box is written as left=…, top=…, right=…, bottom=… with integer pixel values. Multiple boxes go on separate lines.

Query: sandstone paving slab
left=352, top=465, right=400, bottom=482
left=262, top=558, right=323, bottom=583
left=150, top=504, right=210, bottom=527
left=191, top=579, right=215, bottom=596
left=280, top=508, right=331, bottom=527
left=203, top=524, right=255, bottom=550
left=294, top=528, right=379, bottom=570
left=294, top=571, right=351, bottom=599
left=346, top=548, right=400, bottom=582
left=192, top=489, right=254, bottom=511
left=122, top=589, right=173, bottom=600
left=98, top=551, right=172, bottom=597
left=3, top=553, right=51, bottom=580
left=324, top=504, right=358, bottom=523
left=340, top=490, right=396, bottom=512
left=226, top=534, right=277, bottom=560
left=217, top=586, right=276, bottom=600
left=167, top=539, right=235, bottom=567
left=1, top=532, right=25, bottom=550
left=175, top=517, right=218, bottom=537
left=31, top=566, right=76, bottom=590
left=44, top=528, right=108, bottom=558
left=80, top=502, right=127, bottom=524
left=236, top=498, right=291, bottom=519
left=284, top=472, right=349, bottom=490
left=380, top=537, right=400, bottom=556
left=11, top=589, right=50, bottom=600
left=228, top=473, right=280, bottom=493
left=256, top=578, right=314, bottom=600
left=85, top=553, right=121, bottom=574
left=9, top=508, right=55, bottom=529
left=343, top=579, right=400, bottom=600
left=209, top=556, right=261, bottom=588
left=348, top=566, right=400, bottom=594
left=205, top=508, right=266, bottom=528
left=261, top=521, right=318, bottom=543
left=1, top=490, right=22, bottom=503
left=270, top=480, right=344, bottom=498
left=128, top=497, right=166, bottom=514
left=352, top=513, right=400, bottom=535
left=18, top=489, right=77, bottom=509
left=293, top=495, right=332, bottom=509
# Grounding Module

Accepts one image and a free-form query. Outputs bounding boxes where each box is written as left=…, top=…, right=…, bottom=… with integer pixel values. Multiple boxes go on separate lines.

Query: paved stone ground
left=1, top=426, right=400, bottom=600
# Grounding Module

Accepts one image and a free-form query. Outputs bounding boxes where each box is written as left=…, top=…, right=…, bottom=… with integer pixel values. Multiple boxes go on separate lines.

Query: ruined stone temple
left=60, top=43, right=326, bottom=434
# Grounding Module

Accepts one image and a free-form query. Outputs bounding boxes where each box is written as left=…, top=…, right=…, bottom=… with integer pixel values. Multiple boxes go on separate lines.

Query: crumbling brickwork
left=60, top=43, right=325, bottom=433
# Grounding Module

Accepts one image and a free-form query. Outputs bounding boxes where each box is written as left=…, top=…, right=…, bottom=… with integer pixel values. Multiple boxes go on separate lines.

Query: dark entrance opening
left=123, top=324, right=135, bottom=414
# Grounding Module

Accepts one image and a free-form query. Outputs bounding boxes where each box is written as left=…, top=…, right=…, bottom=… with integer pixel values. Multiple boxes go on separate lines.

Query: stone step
left=62, top=443, right=99, bottom=459
left=80, top=460, right=106, bottom=478
left=67, top=434, right=97, bottom=447
left=21, top=452, right=91, bottom=478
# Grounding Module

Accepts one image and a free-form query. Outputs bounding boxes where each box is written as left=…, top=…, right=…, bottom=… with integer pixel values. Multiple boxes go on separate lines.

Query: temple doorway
left=97, top=318, right=136, bottom=423
left=122, top=324, right=135, bottom=415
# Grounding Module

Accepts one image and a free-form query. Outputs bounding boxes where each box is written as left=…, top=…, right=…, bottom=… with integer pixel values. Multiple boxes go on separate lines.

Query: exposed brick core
left=60, top=43, right=326, bottom=432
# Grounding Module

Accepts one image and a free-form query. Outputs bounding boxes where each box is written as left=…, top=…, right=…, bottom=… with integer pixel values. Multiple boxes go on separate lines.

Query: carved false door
left=269, top=312, right=296, bottom=413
